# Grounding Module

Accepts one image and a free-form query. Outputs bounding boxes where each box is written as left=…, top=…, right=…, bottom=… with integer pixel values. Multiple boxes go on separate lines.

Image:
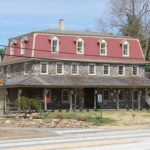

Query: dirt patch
left=0, top=129, right=58, bottom=140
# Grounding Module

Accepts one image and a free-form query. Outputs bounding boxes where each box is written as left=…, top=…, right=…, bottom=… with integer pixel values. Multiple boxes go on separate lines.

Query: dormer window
left=99, top=40, right=107, bottom=56
left=10, top=42, right=14, bottom=56
left=76, top=38, right=84, bottom=54
left=51, top=36, right=59, bottom=53
left=21, top=39, right=25, bottom=55
left=122, top=41, right=129, bottom=57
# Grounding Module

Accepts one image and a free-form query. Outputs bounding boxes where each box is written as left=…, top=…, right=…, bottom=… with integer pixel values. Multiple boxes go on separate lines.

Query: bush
left=94, top=109, right=98, bottom=111
left=86, top=109, right=89, bottom=112
left=79, top=108, right=83, bottom=112
left=51, top=109, right=55, bottom=112
left=78, top=117, right=87, bottom=121
left=56, top=115, right=63, bottom=120
left=66, top=109, right=69, bottom=112
left=58, top=109, right=62, bottom=112
left=14, top=96, right=40, bottom=118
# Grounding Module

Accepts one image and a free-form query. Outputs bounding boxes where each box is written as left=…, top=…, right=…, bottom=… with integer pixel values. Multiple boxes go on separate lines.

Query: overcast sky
left=0, top=0, right=108, bottom=46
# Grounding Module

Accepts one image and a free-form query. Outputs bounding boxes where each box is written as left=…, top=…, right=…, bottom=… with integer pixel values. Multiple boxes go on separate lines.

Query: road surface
left=0, top=127, right=150, bottom=150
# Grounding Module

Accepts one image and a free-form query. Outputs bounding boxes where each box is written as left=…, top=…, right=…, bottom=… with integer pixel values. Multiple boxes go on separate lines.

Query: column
left=117, top=89, right=120, bottom=110
left=70, top=89, right=73, bottom=111
left=18, top=89, right=22, bottom=112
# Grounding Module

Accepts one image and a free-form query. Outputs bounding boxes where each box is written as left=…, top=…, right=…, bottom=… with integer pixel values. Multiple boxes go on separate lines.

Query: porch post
left=6, top=89, right=9, bottom=110
left=18, top=89, right=22, bottom=112
left=70, top=89, right=73, bottom=111
left=117, top=89, right=120, bottom=110
left=131, top=89, right=134, bottom=109
left=94, top=89, right=98, bottom=109
left=44, top=89, right=48, bottom=111
left=138, top=90, right=142, bottom=110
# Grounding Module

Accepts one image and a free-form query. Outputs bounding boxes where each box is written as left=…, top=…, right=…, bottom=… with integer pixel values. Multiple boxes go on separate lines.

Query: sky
left=0, top=0, right=109, bottom=47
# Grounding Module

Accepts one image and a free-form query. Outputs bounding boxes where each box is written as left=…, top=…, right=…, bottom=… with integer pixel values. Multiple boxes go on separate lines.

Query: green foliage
left=0, top=49, right=5, bottom=60
left=14, top=96, right=40, bottom=117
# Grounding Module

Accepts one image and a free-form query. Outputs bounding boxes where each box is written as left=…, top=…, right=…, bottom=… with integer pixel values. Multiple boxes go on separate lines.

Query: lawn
left=38, top=109, right=150, bottom=126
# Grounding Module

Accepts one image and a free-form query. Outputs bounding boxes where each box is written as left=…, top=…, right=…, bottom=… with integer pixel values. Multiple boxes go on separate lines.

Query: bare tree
left=96, top=0, right=150, bottom=48
left=70, top=76, right=83, bottom=111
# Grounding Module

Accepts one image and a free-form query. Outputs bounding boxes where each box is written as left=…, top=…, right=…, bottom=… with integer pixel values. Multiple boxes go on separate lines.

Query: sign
left=0, top=79, right=2, bottom=84
left=97, top=94, right=102, bottom=103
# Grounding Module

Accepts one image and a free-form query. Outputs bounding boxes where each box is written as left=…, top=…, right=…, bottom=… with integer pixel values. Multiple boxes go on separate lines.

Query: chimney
left=59, top=19, right=64, bottom=30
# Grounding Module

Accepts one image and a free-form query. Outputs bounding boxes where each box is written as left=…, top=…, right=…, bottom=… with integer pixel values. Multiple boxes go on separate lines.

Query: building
left=1, top=20, right=150, bottom=111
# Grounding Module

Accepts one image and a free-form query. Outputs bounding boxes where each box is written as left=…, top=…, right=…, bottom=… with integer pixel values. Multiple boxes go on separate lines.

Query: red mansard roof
left=3, top=29, right=145, bottom=63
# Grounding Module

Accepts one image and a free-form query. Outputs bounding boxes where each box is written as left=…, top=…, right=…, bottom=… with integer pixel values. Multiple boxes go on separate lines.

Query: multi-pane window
left=122, top=41, right=129, bottom=57
left=7, top=66, right=11, bottom=77
left=132, top=66, right=138, bottom=76
left=118, top=90, right=124, bottom=100
left=100, top=40, right=107, bottom=55
left=40, top=63, right=48, bottom=74
left=118, top=65, right=124, bottom=75
left=10, top=43, right=14, bottom=56
left=57, top=63, right=63, bottom=74
left=51, top=37, right=59, bottom=53
left=133, top=91, right=138, bottom=100
left=103, top=90, right=109, bottom=100
left=24, top=63, right=28, bottom=75
left=76, top=38, right=84, bottom=54
left=89, top=64, right=95, bottom=75
left=21, top=39, right=25, bottom=55
left=71, top=64, right=78, bottom=75
left=103, top=65, right=109, bottom=75
left=62, top=90, right=69, bottom=102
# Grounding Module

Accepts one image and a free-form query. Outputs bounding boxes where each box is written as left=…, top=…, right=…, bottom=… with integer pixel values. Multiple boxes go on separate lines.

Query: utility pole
left=0, top=55, right=5, bottom=115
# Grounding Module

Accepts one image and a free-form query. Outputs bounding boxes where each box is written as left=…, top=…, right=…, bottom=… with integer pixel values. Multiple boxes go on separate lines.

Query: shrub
left=14, top=96, right=40, bottom=118
left=51, top=109, right=55, bottom=112
left=56, top=115, right=63, bottom=120
left=58, top=109, right=62, bottom=112
left=94, top=109, right=98, bottom=112
left=66, top=109, right=69, bottom=112
left=79, top=108, right=83, bottom=112
left=78, top=117, right=87, bottom=121
left=86, top=109, right=89, bottom=112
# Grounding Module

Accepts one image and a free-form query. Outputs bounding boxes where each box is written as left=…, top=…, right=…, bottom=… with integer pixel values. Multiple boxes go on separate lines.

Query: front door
left=84, top=88, right=94, bottom=108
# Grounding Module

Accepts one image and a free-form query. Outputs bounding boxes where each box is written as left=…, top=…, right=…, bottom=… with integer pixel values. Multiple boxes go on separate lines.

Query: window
left=118, top=65, right=124, bottom=76
left=76, top=38, right=84, bottom=54
left=40, top=63, right=48, bottom=74
left=7, top=66, right=11, bottom=77
left=132, top=66, right=138, bottom=76
left=56, top=63, right=63, bottom=75
left=10, top=42, right=14, bottom=56
left=71, top=64, right=79, bottom=75
left=103, top=90, right=109, bottom=100
left=89, top=64, right=95, bottom=75
left=122, top=41, right=129, bottom=57
left=133, top=91, right=138, bottom=100
left=51, top=37, right=59, bottom=53
left=24, top=63, right=28, bottom=75
left=118, top=90, right=124, bottom=100
left=100, top=40, right=107, bottom=55
left=20, top=39, right=25, bottom=55
left=103, top=65, right=109, bottom=75
left=62, top=90, right=69, bottom=103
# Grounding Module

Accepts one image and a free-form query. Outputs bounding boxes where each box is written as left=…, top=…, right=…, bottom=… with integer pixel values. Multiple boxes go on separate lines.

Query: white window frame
left=100, top=40, right=107, bottom=56
left=62, top=89, right=70, bottom=103
left=76, top=38, right=84, bottom=55
left=88, top=64, right=96, bottom=75
left=122, top=41, right=129, bottom=57
left=71, top=63, right=79, bottom=75
left=103, top=90, right=110, bottom=101
left=20, top=39, right=25, bottom=55
left=7, top=65, right=11, bottom=77
left=56, top=63, right=64, bottom=75
left=40, top=62, right=48, bottom=74
left=118, top=65, right=125, bottom=76
left=103, top=64, right=110, bottom=75
left=132, top=66, right=138, bottom=76
left=10, top=42, right=14, bottom=56
left=51, top=36, right=59, bottom=53
left=24, top=63, right=28, bottom=75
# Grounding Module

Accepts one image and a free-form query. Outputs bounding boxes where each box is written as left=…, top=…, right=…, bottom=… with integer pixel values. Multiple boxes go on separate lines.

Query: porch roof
left=4, top=75, right=150, bottom=88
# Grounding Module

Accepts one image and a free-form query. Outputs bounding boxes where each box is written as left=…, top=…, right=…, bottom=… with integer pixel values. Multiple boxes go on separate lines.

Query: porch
left=4, top=87, right=145, bottom=111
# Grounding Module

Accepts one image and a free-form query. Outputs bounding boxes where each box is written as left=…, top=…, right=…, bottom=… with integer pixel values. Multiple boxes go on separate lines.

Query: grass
left=38, top=110, right=116, bottom=125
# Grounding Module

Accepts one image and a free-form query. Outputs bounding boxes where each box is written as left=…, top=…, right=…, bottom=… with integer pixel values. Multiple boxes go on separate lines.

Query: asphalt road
left=0, top=127, right=150, bottom=150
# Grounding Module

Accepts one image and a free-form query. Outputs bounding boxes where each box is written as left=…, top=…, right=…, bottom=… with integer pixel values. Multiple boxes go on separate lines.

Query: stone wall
left=4, top=61, right=145, bottom=79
